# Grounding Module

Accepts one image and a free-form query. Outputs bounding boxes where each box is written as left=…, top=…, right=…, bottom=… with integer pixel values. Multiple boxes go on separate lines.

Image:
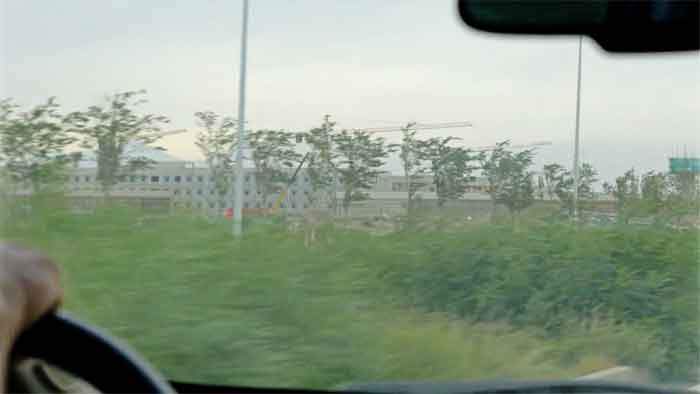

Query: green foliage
left=0, top=98, right=77, bottom=192
left=304, top=115, right=338, bottom=209
left=481, top=141, right=536, bottom=216
left=389, top=123, right=429, bottom=214
left=421, top=137, right=478, bottom=207
left=194, top=110, right=236, bottom=200
left=65, top=90, right=170, bottom=196
left=379, top=224, right=698, bottom=381
left=542, top=162, right=598, bottom=216
left=333, top=130, right=389, bottom=215
left=2, top=205, right=696, bottom=385
left=246, top=129, right=302, bottom=206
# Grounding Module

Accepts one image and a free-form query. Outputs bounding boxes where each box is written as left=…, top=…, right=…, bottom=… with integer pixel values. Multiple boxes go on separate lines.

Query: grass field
left=1, top=198, right=697, bottom=388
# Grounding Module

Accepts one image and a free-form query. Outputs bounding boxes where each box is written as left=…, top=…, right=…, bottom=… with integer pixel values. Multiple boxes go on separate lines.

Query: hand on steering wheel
left=0, top=242, right=62, bottom=390
left=1, top=242, right=174, bottom=393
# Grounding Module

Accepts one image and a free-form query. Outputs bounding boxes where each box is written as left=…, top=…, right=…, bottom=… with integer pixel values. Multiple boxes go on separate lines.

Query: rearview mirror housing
left=458, top=0, right=699, bottom=52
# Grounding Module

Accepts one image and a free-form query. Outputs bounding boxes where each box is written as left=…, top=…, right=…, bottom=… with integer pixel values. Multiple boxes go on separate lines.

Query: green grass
left=1, top=200, right=696, bottom=387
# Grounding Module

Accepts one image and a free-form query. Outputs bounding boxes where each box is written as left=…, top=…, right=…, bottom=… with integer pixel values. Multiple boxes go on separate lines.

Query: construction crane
left=469, top=141, right=552, bottom=152
left=358, top=121, right=473, bottom=134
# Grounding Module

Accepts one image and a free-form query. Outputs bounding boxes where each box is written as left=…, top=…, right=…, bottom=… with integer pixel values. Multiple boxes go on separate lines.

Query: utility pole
left=572, top=35, right=583, bottom=222
left=233, top=0, right=249, bottom=236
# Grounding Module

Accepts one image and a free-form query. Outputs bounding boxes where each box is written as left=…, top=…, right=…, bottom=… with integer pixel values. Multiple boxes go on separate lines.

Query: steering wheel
left=9, top=311, right=176, bottom=393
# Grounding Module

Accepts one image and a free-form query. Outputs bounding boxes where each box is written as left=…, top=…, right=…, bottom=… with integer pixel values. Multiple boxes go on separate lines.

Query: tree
left=543, top=162, right=598, bottom=216
left=65, top=90, right=170, bottom=197
left=421, top=137, right=477, bottom=208
left=542, top=163, right=566, bottom=200
left=194, top=111, right=236, bottom=211
left=246, top=129, right=302, bottom=209
left=304, top=115, right=338, bottom=211
left=332, top=129, right=389, bottom=215
left=390, top=123, right=429, bottom=214
left=0, top=98, right=77, bottom=193
left=603, top=169, right=640, bottom=224
left=480, top=141, right=536, bottom=217
left=639, top=170, right=670, bottom=216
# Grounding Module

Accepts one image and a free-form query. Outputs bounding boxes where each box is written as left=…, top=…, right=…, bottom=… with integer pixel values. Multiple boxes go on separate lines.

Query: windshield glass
left=1, top=0, right=698, bottom=390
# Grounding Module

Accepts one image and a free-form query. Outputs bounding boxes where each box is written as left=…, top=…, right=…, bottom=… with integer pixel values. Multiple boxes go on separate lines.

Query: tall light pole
left=572, top=35, right=583, bottom=222
left=233, top=0, right=249, bottom=236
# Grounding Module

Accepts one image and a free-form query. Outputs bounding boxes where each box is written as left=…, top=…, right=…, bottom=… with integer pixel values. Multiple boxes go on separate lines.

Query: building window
left=163, top=176, right=170, bottom=183
left=209, top=202, right=215, bottom=208
left=244, top=190, right=249, bottom=196
left=219, top=201, right=225, bottom=208
left=392, top=182, right=403, bottom=192
left=196, top=202, right=202, bottom=208
left=197, top=176, right=204, bottom=182
left=244, top=202, right=248, bottom=208
left=303, top=177, right=309, bottom=183
left=151, top=176, right=159, bottom=183
left=280, top=203, right=285, bottom=209
left=196, top=189, right=202, bottom=195
left=74, top=176, right=80, bottom=183
left=185, top=176, right=192, bottom=183
left=291, top=203, right=296, bottom=209
left=174, top=189, right=180, bottom=195
left=429, top=187, right=435, bottom=192
left=244, top=175, right=250, bottom=182
left=209, top=176, right=215, bottom=183
left=210, top=189, right=215, bottom=195
left=185, top=202, right=191, bottom=208
left=84, top=176, right=91, bottom=182
left=268, top=202, right=272, bottom=208
left=291, top=189, right=297, bottom=195
left=219, top=190, right=226, bottom=196
left=174, top=176, right=181, bottom=183
left=303, top=204, right=308, bottom=209
left=129, top=176, right=136, bottom=183
left=185, top=189, right=191, bottom=195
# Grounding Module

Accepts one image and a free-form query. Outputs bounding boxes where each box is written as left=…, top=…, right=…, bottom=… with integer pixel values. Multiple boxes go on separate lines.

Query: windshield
left=1, top=0, right=698, bottom=390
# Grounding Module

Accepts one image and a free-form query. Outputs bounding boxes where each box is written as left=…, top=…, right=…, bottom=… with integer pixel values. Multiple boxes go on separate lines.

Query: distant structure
left=669, top=157, right=700, bottom=174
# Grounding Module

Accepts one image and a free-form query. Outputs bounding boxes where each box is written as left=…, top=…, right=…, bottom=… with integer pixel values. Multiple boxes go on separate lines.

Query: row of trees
left=0, top=91, right=170, bottom=196
left=2, top=90, right=697, bottom=222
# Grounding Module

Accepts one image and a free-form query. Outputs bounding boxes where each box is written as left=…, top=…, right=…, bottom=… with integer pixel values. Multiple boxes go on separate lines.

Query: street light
left=572, top=35, right=583, bottom=222
left=232, top=0, right=249, bottom=237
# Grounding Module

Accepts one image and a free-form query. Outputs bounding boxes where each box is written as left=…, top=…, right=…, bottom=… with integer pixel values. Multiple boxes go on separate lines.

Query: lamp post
left=232, top=0, right=249, bottom=236
left=572, top=35, right=583, bottom=222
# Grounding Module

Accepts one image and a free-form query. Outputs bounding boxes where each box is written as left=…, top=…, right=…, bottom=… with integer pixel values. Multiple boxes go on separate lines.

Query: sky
left=1, top=0, right=698, bottom=183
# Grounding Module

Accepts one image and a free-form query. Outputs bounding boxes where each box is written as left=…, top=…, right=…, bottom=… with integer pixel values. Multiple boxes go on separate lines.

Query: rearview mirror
left=458, top=0, right=699, bottom=52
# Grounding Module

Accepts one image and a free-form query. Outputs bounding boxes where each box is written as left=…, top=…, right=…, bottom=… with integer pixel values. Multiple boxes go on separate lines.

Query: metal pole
left=233, top=0, right=249, bottom=236
left=572, top=35, right=583, bottom=222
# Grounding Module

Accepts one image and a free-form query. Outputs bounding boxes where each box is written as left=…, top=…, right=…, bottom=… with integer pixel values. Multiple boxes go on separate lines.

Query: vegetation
left=0, top=98, right=77, bottom=193
left=1, top=200, right=696, bottom=387
left=421, top=137, right=478, bottom=208
left=333, top=129, right=389, bottom=215
left=1, top=93, right=698, bottom=388
left=65, top=90, right=170, bottom=197
left=481, top=141, right=536, bottom=217
left=194, top=110, right=236, bottom=208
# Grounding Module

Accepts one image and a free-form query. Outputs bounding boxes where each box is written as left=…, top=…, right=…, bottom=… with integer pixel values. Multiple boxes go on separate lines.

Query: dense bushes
left=379, top=224, right=699, bottom=381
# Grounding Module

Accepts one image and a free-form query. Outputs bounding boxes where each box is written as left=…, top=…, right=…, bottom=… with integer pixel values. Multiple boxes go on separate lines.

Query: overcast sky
left=1, top=0, right=698, bottom=182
